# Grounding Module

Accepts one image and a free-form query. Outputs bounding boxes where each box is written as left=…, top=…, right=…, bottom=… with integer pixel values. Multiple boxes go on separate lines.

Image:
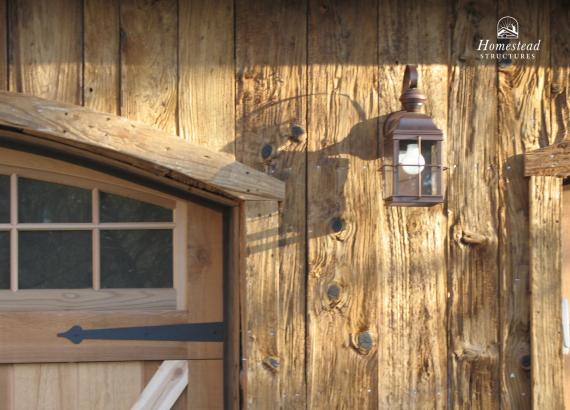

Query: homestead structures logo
left=477, top=16, right=541, bottom=61
left=497, top=16, right=518, bottom=39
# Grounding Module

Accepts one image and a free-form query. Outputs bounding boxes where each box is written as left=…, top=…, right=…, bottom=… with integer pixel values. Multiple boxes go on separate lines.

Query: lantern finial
left=400, top=65, right=426, bottom=112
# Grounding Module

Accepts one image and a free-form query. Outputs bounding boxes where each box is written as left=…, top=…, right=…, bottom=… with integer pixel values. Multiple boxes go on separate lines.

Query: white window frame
left=0, top=147, right=187, bottom=311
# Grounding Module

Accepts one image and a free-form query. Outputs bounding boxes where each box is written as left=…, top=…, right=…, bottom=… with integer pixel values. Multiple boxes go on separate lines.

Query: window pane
left=100, top=192, right=172, bottom=223
left=0, top=175, right=10, bottom=223
left=19, top=178, right=91, bottom=223
left=101, top=230, right=172, bottom=288
left=0, top=232, right=9, bottom=289
left=19, top=231, right=92, bottom=289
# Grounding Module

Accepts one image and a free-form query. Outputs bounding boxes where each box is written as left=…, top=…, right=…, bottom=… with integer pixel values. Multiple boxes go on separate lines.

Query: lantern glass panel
left=396, top=165, right=420, bottom=196
left=420, top=140, right=440, bottom=164
left=421, top=166, right=442, bottom=196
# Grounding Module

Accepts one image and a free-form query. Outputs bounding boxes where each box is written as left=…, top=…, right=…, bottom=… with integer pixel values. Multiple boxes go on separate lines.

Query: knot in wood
left=263, top=356, right=280, bottom=373
left=456, top=227, right=488, bottom=246
left=330, top=217, right=345, bottom=233
left=261, top=144, right=275, bottom=161
left=351, top=331, right=374, bottom=355
left=520, top=354, right=531, bottom=371
left=289, top=124, right=305, bottom=142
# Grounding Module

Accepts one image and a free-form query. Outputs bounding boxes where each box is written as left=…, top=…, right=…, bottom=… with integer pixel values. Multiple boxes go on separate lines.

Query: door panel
left=0, top=165, right=226, bottom=408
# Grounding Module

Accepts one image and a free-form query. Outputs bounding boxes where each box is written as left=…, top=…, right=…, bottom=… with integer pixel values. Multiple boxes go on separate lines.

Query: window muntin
left=0, top=148, right=187, bottom=311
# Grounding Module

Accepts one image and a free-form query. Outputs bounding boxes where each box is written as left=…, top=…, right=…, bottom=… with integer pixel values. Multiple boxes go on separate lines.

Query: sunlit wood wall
left=0, top=0, right=568, bottom=408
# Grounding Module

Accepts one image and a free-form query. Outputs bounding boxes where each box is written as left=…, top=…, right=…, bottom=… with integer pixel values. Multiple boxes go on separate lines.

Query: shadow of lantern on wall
left=383, top=65, right=445, bottom=206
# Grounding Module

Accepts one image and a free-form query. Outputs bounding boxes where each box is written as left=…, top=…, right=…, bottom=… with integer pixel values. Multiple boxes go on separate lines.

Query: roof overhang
left=525, top=140, right=570, bottom=178
left=0, top=92, right=285, bottom=204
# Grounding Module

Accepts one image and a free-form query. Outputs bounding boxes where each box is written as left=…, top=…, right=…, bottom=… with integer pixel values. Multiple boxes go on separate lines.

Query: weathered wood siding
left=0, top=0, right=568, bottom=408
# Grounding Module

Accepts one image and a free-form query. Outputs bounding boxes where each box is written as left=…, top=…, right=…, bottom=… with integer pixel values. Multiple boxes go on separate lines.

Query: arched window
left=0, top=147, right=187, bottom=310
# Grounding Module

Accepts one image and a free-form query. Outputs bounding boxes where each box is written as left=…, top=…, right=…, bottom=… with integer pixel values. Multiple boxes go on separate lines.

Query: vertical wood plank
left=447, top=0, right=500, bottom=408
left=236, top=0, right=307, bottom=407
left=306, top=0, right=380, bottom=408
left=497, top=1, right=550, bottom=407
left=187, top=360, right=224, bottom=409
left=377, top=0, right=448, bottom=408
left=551, top=0, right=570, bottom=143
left=240, top=201, right=280, bottom=408
left=563, top=187, right=570, bottom=407
left=187, top=202, right=224, bottom=327
left=0, top=0, right=6, bottom=90
left=178, top=0, right=234, bottom=153
left=529, top=176, right=563, bottom=409
left=120, top=0, right=177, bottom=133
left=78, top=362, right=144, bottom=410
left=9, top=0, right=82, bottom=104
left=225, top=206, right=241, bottom=409
left=0, top=6, right=10, bottom=406
left=14, top=364, right=79, bottom=409
left=84, top=0, right=120, bottom=114
left=0, top=364, right=14, bottom=410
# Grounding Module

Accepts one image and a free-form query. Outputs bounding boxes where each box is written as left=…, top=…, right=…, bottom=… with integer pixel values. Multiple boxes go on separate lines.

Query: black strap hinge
left=57, top=322, right=224, bottom=344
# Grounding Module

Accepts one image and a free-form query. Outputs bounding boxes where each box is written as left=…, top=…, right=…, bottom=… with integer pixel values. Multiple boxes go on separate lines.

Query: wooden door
left=0, top=147, right=225, bottom=409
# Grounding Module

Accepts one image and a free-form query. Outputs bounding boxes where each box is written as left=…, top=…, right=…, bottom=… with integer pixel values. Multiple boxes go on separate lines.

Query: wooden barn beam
left=0, top=92, right=285, bottom=202
left=525, top=140, right=570, bottom=177
left=529, top=176, right=564, bottom=409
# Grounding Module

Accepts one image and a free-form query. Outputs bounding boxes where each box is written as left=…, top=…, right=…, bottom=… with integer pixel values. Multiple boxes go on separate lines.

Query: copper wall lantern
left=383, top=65, right=445, bottom=206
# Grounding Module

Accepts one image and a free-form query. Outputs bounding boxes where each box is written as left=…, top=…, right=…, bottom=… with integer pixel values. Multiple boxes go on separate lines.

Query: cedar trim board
left=131, top=360, right=188, bottom=410
left=525, top=140, right=570, bottom=177
left=0, top=92, right=285, bottom=202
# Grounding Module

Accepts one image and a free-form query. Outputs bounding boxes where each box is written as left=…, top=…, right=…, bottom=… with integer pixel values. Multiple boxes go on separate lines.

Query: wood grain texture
left=529, top=176, right=563, bottom=409
left=14, top=363, right=80, bottom=409
left=0, top=364, right=14, bottom=410
left=0, top=289, right=176, bottom=311
left=187, top=360, right=224, bottom=409
left=525, top=140, right=570, bottom=177
left=78, top=362, right=144, bottom=410
left=84, top=0, right=120, bottom=114
left=0, top=0, right=6, bottom=91
left=306, top=0, right=380, bottom=407
left=377, top=1, right=448, bottom=408
left=447, top=1, right=500, bottom=408
left=120, top=0, right=177, bottom=133
left=236, top=0, right=307, bottom=407
left=179, top=0, right=234, bottom=153
left=240, top=201, right=280, bottom=409
left=225, top=206, right=241, bottom=410
left=498, top=1, right=550, bottom=407
left=8, top=0, right=82, bottom=104
left=0, top=310, right=222, bottom=363
left=132, top=360, right=188, bottom=410
left=0, top=92, right=285, bottom=201
left=551, top=0, right=570, bottom=143
left=563, top=187, right=570, bottom=407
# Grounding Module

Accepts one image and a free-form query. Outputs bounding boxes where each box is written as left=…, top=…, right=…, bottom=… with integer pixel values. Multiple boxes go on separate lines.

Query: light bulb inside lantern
left=398, top=143, right=425, bottom=175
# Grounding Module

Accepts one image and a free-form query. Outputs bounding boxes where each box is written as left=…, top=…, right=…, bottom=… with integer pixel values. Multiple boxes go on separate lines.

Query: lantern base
left=385, top=195, right=444, bottom=207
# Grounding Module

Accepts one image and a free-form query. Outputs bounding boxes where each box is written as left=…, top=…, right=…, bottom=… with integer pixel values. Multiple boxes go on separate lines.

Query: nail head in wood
left=330, top=217, right=344, bottom=233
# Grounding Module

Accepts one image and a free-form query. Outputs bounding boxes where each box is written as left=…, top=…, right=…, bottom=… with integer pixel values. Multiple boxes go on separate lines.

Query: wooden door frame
left=0, top=92, right=284, bottom=409
left=525, top=140, right=570, bottom=408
